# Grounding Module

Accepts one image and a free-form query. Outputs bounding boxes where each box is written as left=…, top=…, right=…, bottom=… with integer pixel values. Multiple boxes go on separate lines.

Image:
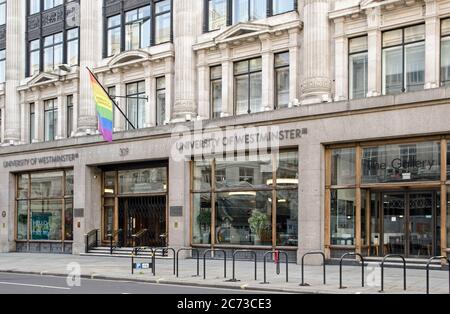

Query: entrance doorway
left=372, top=190, right=440, bottom=258
left=118, top=196, right=167, bottom=247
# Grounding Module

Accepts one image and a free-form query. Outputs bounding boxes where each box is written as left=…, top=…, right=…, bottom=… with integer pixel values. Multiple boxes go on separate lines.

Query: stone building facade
left=0, top=0, right=449, bottom=263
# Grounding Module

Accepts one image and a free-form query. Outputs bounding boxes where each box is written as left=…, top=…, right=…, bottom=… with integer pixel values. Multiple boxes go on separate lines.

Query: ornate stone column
left=4, top=0, right=25, bottom=145
left=301, top=0, right=331, bottom=105
left=334, top=17, right=348, bottom=101
left=77, top=0, right=102, bottom=135
left=172, top=0, right=200, bottom=122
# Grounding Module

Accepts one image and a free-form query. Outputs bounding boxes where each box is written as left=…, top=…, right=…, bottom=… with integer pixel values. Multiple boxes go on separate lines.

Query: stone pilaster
left=33, top=89, right=43, bottom=143
left=197, top=50, right=210, bottom=119
left=288, top=28, right=301, bottom=105
left=3, top=0, right=25, bottom=145
left=220, top=44, right=233, bottom=117
left=56, top=84, right=66, bottom=140
left=19, top=92, right=27, bottom=143
left=424, top=0, right=440, bottom=89
left=366, top=7, right=382, bottom=97
left=301, top=0, right=331, bottom=105
left=333, top=17, right=348, bottom=101
left=172, top=0, right=200, bottom=122
left=144, top=62, right=155, bottom=128
left=165, top=57, right=174, bottom=124
left=76, top=0, right=102, bottom=135
left=114, top=72, right=125, bottom=132
left=261, top=34, right=274, bottom=111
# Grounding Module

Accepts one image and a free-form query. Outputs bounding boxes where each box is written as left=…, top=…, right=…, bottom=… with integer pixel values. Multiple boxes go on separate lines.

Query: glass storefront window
left=65, top=170, right=74, bottom=196
left=17, top=174, right=29, bottom=199
left=31, top=171, right=63, bottom=198
left=331, top=189, right=355, bottom=246
left=362, top=141, right=440, bottom=183
left=30, top=200, right=62, bottom=241
left=65, top=199, right=73, bottom=241
left=276, top=190, right=298, bottom=246
left=17, top=200, right=28, bottom=240
left=192, top=193, right=212, bottom=245
left=193, top=161, right=211, bottom=191
left=215, top=156, right=272, bottom=190
left=118, top=168, right=167, bottom=194
left=331, top=148, right=356, bottom=186
left=216, top=191, right=272, bottom=246
left=276, top=151, right=299, bottom=188
left=104, top=172, right=116, bottom=195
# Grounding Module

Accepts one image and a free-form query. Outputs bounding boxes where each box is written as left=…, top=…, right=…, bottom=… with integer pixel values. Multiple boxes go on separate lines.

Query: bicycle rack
left=151, top=247, right=176, bottom=275
left=380, top=254, right=406, bottom=292
left=426, top=256, right=450, bottom=294
left=300, top=251, right=326, bottom=287
left=131, top=246, right=155, bottom=276
left=203, top=249, right=227, bottom=280
left=261, top=251, right=288, bottom=284
left=339, top=252, right=365, bottom=289
left=176, top=248, right=200, bottom=278
left=226, top=250, right=257, bottom=282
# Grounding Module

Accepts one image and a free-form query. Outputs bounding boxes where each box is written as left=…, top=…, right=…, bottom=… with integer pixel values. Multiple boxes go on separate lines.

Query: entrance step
left=81, top=247, right=173, bottom=259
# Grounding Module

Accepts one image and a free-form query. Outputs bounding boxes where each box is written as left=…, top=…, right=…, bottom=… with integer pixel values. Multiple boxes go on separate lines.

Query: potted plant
left=197, top=209, right=211, bottom=244
left=248, top=210, right=270, bottom=245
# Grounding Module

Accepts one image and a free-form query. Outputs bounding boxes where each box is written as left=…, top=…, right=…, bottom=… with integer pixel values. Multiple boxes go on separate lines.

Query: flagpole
left=86, top=67, right=136, bottom=130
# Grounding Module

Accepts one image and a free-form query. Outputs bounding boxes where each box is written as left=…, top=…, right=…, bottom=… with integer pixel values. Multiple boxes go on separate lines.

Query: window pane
left=274, top=52, right=289, bottom=67
left=383, top=29, right=403, bottom=47
left=156, top=0, right=171, bottom=13
left=108, top=27, right=121, bottom=56
left=211, top=79, right=222, bottom=118
left=103, top=198, right=114, bottom=236
left=192, top=193, right=212, bottom=244
left=209, top=0, right=227, bottom=31
left=405, top=42, right=425, bottom=91
left=67, top=28, right=78, bottom=40
left=234, top=60, right=248, bottom=75
left=67, top=39, right=79, bottom=66
left=250, top=58, right=262, bottom=71
left=31, top=172, right=63, bottom=198
left=30, top=50, right=40, bottom=76
left=441, top=37, right=450, bottom=83
left=249, top=72, right=262, bottom=113
left=44, top=47, right=54, bottom=72
left=65, top=170, right=74, bottom=196
left=17, top=174, right=29, bottom=199
left=250, top=0, right=266, bottom=20
left=30, top=0, right=41, bottom=15
left=156, top=88, right=166, bottom=126
left=215, top=155, right=272, bottom=190
left=216, top=191, right=272, bottom=246
left=272, top=0, right=294, bottom=15
left=0, top=3, right=5, bottom=26
left=362, top=141, right=441, bottom=184
left=17, top=200, right=28, bottom=240
left=349, top=36, right=368, bottom=54
left=276, top=190, right=298, bottom=246
left=276, top=67, right=289, bottom=108
left=442, top=18, right=450, bottom=37
left=349, top=52, right=368, bottom=99
left=65, top=199, right=73, bottom=241
left=193, top=161, right=212, bottom=191
left=141, top=18, right=151, bottom=47
left=404, top=24, right=425, bottom=43
left=118, top=168, right=167, bottom=194
left=233, top=0, right=249, bottom=23
left=30, top=200, right=62, bottom=241
left=108, top=15, right=121, bottom=28
left=276, top=151, right=299, bottom=188
left=155, top=13, right=170, bottom=44
left=104, top=172, right=116, bottom=195
left=331, top=189, right=355, bottom=245
left=125, top=23, right=140, bottom=50
left=383, top=46, right=403, bottom=95
left=331, top=148, right=356, bottom=186
left=235, top=75, right=249, bottom=115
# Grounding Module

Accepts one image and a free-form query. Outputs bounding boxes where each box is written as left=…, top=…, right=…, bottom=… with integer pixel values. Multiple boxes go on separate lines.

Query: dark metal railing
left=261, top=251, right=288, bottom=284
left=107, top=229, right=123, bottom=255
left=132, top=229, right=148, bottom=252
left=339, top=252, right=365, bottom=289
left=228, top=250, right=257, bottom=282
left=380, top=254, right=407, bottom=292
left=176, top=248, right=200, bottom=278
left=151, top=247, right=176, bottom=276
left=85, top=229, right=99, bottom=253
left=426, top=256, right=450, bottom=294
left=300, top=251, right=326, bottom=287
left=203, top=249, right=227, bottom=280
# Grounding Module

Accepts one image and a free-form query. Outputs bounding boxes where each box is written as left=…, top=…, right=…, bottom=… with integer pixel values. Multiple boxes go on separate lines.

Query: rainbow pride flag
left=88, top=69, right=113, bottom=142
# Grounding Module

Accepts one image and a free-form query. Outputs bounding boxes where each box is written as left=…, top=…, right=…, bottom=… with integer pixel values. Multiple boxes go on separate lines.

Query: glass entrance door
left=381, top=191, right=436, bottom=258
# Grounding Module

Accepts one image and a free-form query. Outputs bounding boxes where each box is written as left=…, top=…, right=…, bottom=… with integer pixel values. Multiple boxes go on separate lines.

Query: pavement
left=0, top=253, right=448, bottom=294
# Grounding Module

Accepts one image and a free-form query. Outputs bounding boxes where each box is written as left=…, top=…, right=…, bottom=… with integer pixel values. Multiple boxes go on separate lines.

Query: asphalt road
left=0, top=272, right=270, bottom=294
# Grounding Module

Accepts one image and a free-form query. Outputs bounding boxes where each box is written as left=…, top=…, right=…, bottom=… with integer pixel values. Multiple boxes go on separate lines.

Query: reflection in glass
left=31, top=171, right=63, bottom=198
left=193, top=161, right=212, bottom=191
left=209, top=0, right=227, bottom=31
left=383, top=46, right=403, bottom=94
left=405, top=42, right=425, bottom=92
left=192, top=193, right=212, bottom=244
left=103, top=198, right=114, bottom=237
left=17, top=200, right=28, bottom=240
left=216, top=191, right=272, bottom=246
left=276, top=190, right=298, bottom=246
left=330, top=189, right=355, bottom=245
left=331, top=148, right=356, bottom=186
left=382, top=193, right=405, bottom=255
left=65, top=199, right=73, bottom=241
left=30, top=200, right=62, bottom=241
left=17, top=174, right=29, bottom=199
left=275, top=151, right=299, bottom=188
